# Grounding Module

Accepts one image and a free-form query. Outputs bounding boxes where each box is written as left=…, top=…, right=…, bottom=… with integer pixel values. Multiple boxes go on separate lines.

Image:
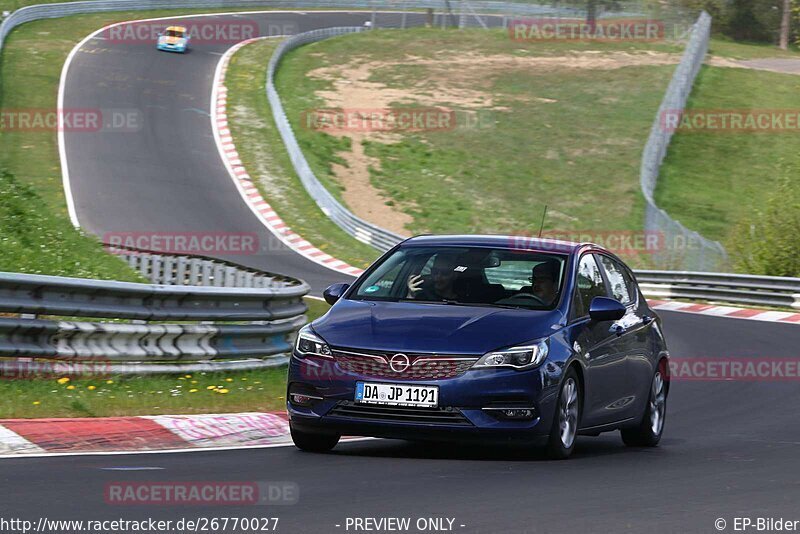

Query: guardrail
left=267, top=26, right=406, bottom=251
left=0, top=0, right=599, bottom=53
left=635, top=270, right=800, bottom=310
left=639, top=11, right=728, bottom=272
left=0, top=269, right=309, bottom=375
left=106, top=244, right=301, bottom=288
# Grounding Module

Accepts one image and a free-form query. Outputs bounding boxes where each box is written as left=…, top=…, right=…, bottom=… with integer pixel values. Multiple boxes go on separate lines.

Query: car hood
left=312, top=299, right=564, bottom=355
left=160, top=36, right=186, bottom=45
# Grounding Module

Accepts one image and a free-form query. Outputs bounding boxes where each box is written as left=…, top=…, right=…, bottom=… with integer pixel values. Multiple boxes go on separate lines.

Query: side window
left=597, top=255, right=633, bottom=305
left=572, top=254, right=608, bottom=318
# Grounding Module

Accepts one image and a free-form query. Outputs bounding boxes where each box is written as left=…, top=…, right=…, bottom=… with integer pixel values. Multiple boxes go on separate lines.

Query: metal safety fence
left=639, top=11, right=728, bottom=272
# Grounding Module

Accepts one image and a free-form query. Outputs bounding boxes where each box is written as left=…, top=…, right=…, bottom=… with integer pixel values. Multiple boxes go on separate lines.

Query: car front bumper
left=287, top=354, right=564, bottom=445
left=156, top=43, right=187, bottom=53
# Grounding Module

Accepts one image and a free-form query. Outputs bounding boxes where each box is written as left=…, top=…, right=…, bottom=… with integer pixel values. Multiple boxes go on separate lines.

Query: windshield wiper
left=405, top=299, right=524, bottom=310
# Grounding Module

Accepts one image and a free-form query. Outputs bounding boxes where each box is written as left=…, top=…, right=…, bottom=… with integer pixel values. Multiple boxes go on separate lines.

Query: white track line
left=0, top=437, right=373, bottom=460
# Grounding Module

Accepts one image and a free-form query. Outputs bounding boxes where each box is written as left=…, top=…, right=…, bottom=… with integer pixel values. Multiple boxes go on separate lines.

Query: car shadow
left=326, top=434, right=650, bottom=462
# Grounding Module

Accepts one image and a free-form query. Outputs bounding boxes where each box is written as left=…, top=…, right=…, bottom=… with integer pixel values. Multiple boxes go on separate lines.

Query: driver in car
left=517, top=259, right=560, bottom=306
left=406, top=254, right=460, bottom=301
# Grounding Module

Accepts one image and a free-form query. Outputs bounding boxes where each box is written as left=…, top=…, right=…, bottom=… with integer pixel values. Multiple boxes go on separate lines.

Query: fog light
left=288, top=384, right=323, bottom=407
left=291, top=393, right=317, bottom=406
left=482, top=406, right=537, bottom=420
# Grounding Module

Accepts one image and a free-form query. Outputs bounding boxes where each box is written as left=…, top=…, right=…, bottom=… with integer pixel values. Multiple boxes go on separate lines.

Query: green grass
left=225, top=39, right=380, bottom=269
left=0, top=171, right=143, bottom=279
left=0, top=297, right=328, bottom=419
left=708, top=37, right=800, bottom=60
left=273, top=27, right=682, bottom=267
left=655, top=65, right=800, bottom=245
left=0, top=368, right=288, bottom=418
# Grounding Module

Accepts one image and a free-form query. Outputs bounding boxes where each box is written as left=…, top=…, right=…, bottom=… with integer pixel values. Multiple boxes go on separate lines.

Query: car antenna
left=537, top=204, right=548, bottom=238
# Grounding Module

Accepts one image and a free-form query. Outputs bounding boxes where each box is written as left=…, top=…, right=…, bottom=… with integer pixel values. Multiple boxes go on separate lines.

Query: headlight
left=473, top=340, right=549, bottom=370
left=294, top=324, right=332, bottom=359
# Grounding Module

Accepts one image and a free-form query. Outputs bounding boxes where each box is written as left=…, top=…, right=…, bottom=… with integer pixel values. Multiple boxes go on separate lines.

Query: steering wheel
left=499, top=292, right=547, bottom=306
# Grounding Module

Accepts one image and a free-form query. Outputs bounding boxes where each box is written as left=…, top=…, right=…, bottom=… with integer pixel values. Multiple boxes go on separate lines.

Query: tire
left=290, top=425, right=340, bottom=453
left=621, top=364, right=667, bottom=447
left=545, top=368, right=581, bottom=460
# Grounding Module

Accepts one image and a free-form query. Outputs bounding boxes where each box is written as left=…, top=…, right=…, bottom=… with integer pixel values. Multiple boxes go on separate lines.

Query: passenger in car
left=406, top=253, right=461, bottom=301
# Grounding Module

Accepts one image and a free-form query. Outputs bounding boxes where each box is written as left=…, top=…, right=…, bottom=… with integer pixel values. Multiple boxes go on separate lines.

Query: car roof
left=401, top=234, right=602, bottom=254
left=166, top=26, right=187, bottom=32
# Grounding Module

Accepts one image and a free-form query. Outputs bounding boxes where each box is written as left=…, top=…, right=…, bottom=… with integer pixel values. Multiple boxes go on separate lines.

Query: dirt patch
left=306, top=50, right=681, bottom=233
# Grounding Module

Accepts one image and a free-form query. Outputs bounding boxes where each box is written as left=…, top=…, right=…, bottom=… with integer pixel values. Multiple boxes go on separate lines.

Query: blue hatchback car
left=287, top=235, right=669, bottom=459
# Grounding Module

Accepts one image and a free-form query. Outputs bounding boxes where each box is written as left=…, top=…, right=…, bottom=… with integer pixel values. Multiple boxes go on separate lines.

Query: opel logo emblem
left=389, top=353, right=410, bottom=373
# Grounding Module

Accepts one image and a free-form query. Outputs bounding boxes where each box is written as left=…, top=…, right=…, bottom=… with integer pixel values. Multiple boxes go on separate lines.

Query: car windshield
left=351, top=246, right=566, bottom=310
left=165, top=29, right=184, bottom=38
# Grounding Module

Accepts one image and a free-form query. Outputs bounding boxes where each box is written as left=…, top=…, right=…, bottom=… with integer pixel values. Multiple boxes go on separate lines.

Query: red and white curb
left=211, top=38, right=364, bottom=278
left=0, top=411, right=292, bottom=456
left=648, top=300, right=800, bottom=324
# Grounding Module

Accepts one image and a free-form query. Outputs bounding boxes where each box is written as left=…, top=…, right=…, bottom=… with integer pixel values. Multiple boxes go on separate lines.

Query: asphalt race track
left=34, top=10, right=800, bottom=534
left=61, top=11, right=497, bottom=292
left=3, top=312, right=800, bottom=533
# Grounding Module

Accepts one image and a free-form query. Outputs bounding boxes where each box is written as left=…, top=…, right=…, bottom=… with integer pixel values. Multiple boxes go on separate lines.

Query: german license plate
left=355, top=382, right=438, bottom=408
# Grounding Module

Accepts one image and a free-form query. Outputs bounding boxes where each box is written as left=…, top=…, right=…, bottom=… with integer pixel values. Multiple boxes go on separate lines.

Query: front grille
left=331, top=347, right=478, bottom=380
left=327, top=401, right=472, bottom=426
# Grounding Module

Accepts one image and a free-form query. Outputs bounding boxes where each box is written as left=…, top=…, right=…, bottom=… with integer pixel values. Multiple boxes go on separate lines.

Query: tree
left=780, top=0, right=792, bottom=49
left=729, top=175, right=800, bottom=277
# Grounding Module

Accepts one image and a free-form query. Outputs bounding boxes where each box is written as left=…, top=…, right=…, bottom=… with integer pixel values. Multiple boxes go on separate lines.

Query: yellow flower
left=178, top=377, right=185, bottom=380
left=189, top=389, right=198, bottom=393
left=225, top=378, right=233, bottom=382
left=106, top=380, right=114, bottom=384
left=57, top=377, right=70, bottom=385
left=66, top=385, right=75, bottom=390
left=87, top=385, right=96, bottom=391
left=191, top=380, right=198, bottom=384
left=206, top=385, right=216, bottom=390
left=184, top=374, right=192, bottom=379
left=217, top=388, right=230, bottom=394
left=241, top=377, right=248, bottom=381
left=32, top=401, right=40, bottom=405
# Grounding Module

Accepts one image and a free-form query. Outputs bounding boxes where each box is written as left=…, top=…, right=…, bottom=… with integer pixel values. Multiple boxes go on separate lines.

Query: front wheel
left=621, top=366, right=667, bottom=447
left=290, top=425, right=340, bottom=453
left=545, top=368, right=581, bottom=460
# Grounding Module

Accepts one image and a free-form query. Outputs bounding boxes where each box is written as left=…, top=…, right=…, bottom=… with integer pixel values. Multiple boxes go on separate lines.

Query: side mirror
left=588, top=296, right=626, bottom=322
left=323, top=283, right=350, bottom=305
